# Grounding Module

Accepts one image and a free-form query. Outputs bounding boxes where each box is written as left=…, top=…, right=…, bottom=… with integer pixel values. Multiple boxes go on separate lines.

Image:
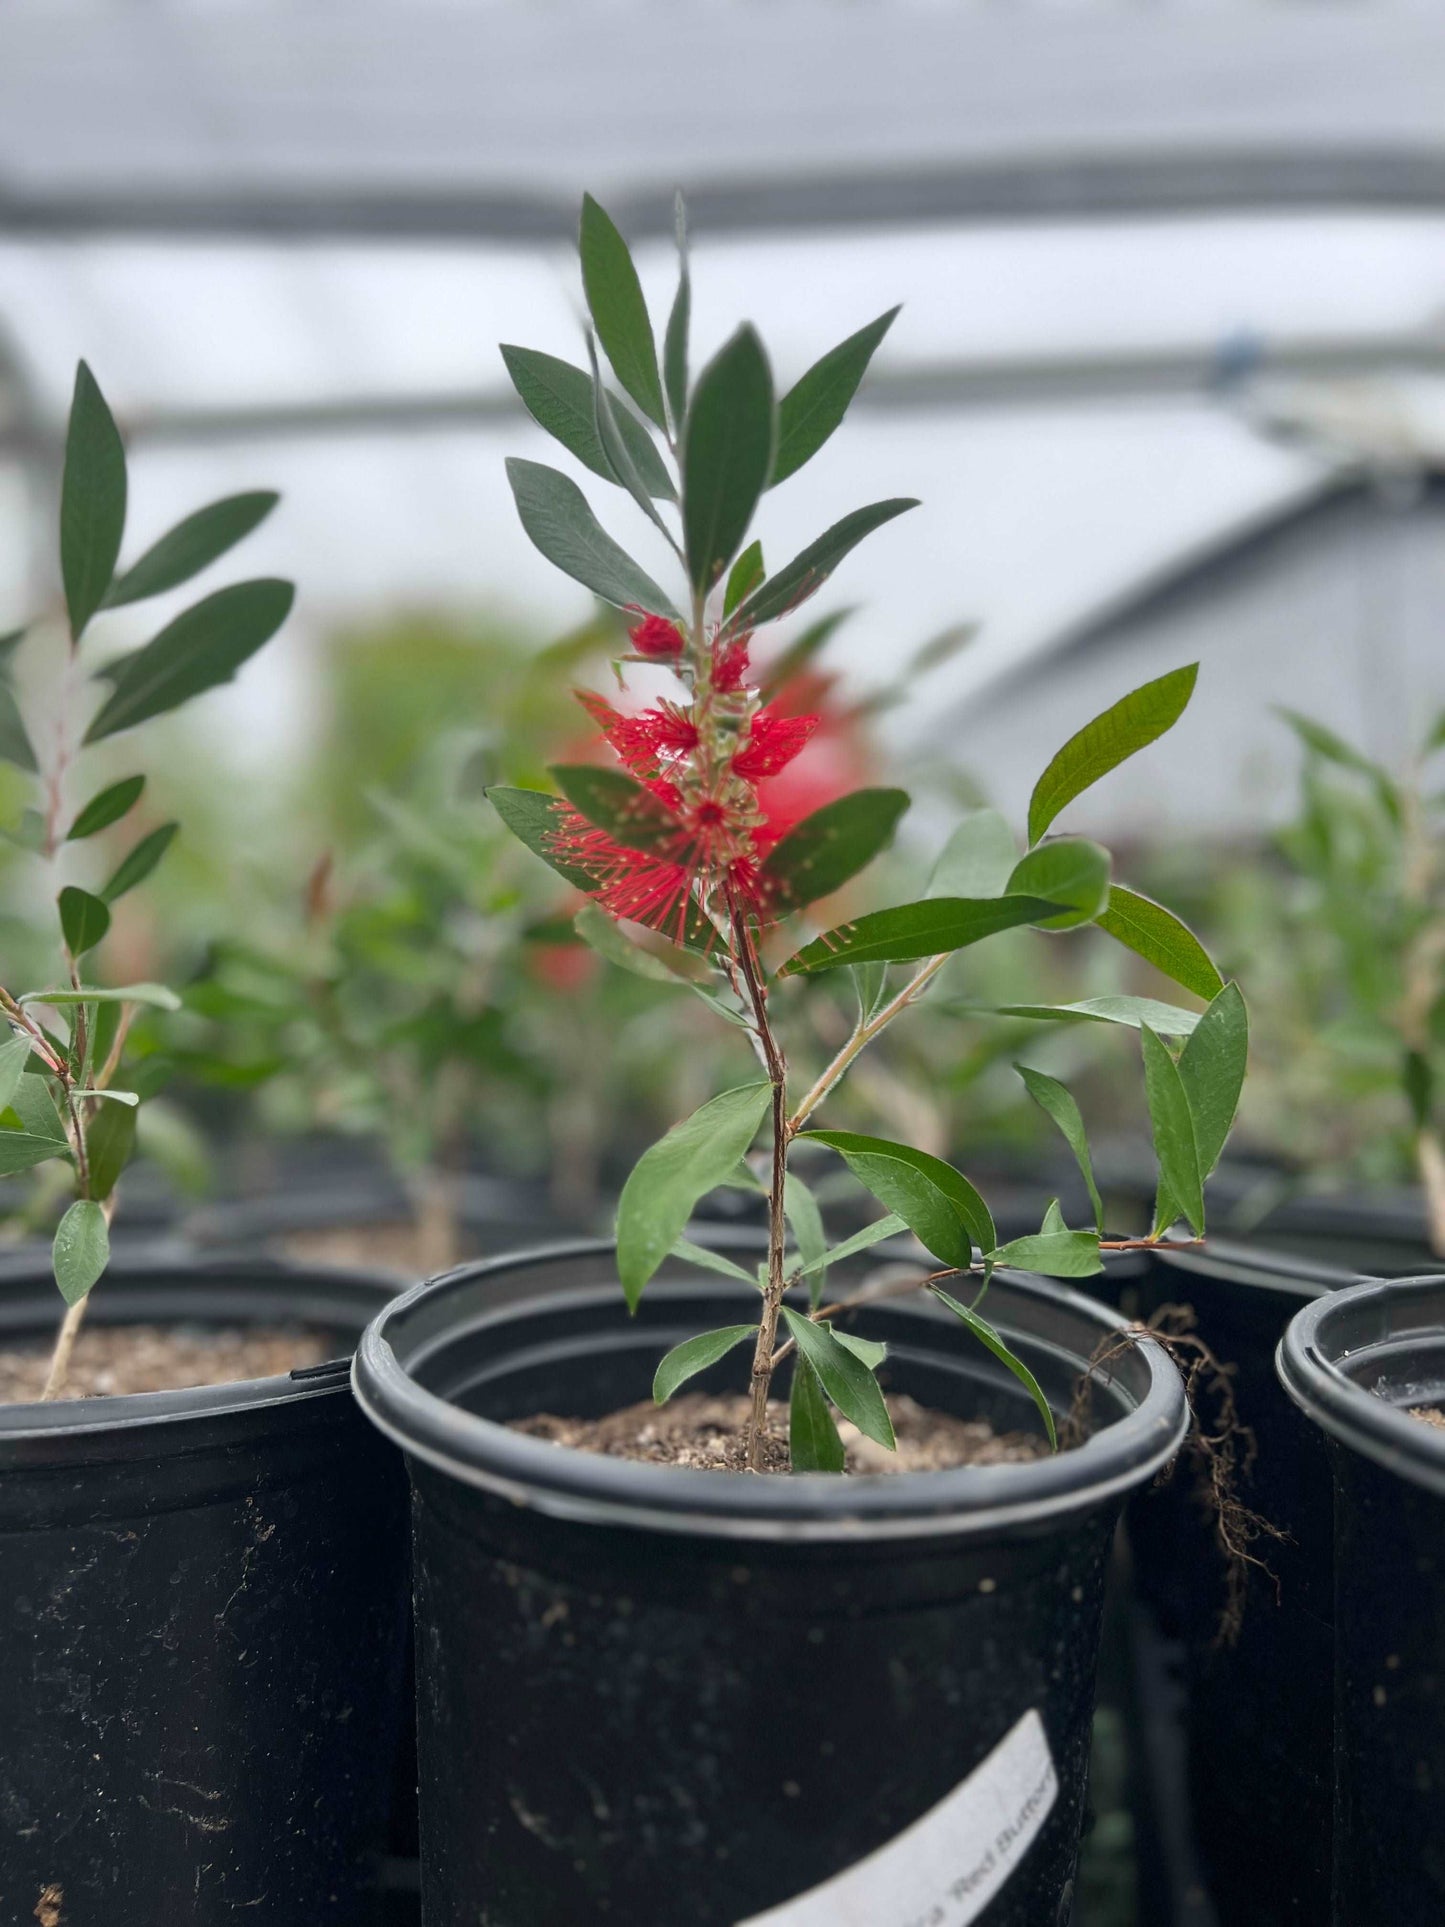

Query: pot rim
left=1276, top=1273, right=1445, bottom=1498
left=1153, top=1236, right=1366, bottom=1297
left=0, top=1246, right=400, bottom=1446
left=352, top=1237, right=1189, bottom=1545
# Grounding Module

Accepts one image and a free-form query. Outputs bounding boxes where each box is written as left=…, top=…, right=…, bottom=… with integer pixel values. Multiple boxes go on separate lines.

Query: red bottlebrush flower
left=628, top=613, right=686, bottom=658
left=731, top=704, right=820, bottom=782
left=575, top=690, right=699, bottom=780
left=714, top=638, right=751, bottom=693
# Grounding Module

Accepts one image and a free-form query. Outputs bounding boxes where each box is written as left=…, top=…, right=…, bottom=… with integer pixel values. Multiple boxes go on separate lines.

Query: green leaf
left=0, top=1131, right=69, bottom=1177
left=1006, top=839, right=1110, bottom=929
left=690, top=984, right=752, bottom=1029
left=792, top=1213, right=907, bottom=1279
left=927, top=810, right=1016, bottom=899
left=1041, top=1198, right=1069, bottom=1236
left=0, top=680, right=36, bottom=773
left=1278, top=708, right=1400, bottom=821
left=682, top=326, right=775, bottom=593
left=574, top=902, right=681, bottom=983
left=579, top=193, right=667, bottom=429
left=67, top=774, right=145, bottom=841
left=550, top=763, right=681, bottom=855
left=833, top=1329, right=888, bottom=1371
left=760, top=788, right=909, bottom=914
left=51, top=1198, right=109, bottom=1306
left=1016, top=1065, right=1105, bottom=1230
left=99, top=822, right=178, bottom=902
left=1028, top=664, right=1199, bottom=844
left=59, top=886, right=111, bottom=958
left=1141, top=1024, right=1204, bottom=1236
left=781, top=893, right=1060, bottom=976
left=771, top=307, right=899, bottom=488
left=9, top=1073, right=65, bottom=1141
left=616, top=1083, right=773, bottom=1309
left=653, top=1324, right=757, bottom=1403
left=0, top=1034, right=30, bottom=1116
left=780, top=1307, right=895, bottom=1450
left=20, top=983, right=180, bottom=1011
left=501, top=346, right=674, bottom=499
left=85, top=579, right=294, bottom=742
left=586, top=332, right=677, bottom=544
left=1177, top=982, right=1249, bottom=1178
left=663, top=200, right=690, bottom=432
left=801, top=1130, right=994, bottom=1270
left=488, top=786, right=599, bottom=891
left=724, top=542, right=764, bottom=620
left=988, top=995, right=1201, bottom=1037
left=784, top=1169, right=829, bottom=1306
left=790, top=1355, right=846, bottom=1470
left=103, top=492, right=279, bottom=608
left=505, top=459, right=680, bottom=618
left=931, top=1286, right=1057, bottom=1448
left=86, top=1097, right=137, bottom=1203
left=61, top=361, right=127, bottom=640
left=987, top=1231, right=1103, bottom=1279
left=669, top=1237, right=760, bottom=1285
left=72, top=1087, right=138, bottom=1106
left=1096, top=885, right=1223, bottom=1002
left=728, top=500, right=919, bottom=633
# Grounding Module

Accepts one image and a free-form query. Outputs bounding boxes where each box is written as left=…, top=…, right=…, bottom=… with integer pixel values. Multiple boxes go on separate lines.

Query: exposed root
left=34, top=1885, right=64, bottom=1927
left=1063, top=1304, right=1289, bottom=1647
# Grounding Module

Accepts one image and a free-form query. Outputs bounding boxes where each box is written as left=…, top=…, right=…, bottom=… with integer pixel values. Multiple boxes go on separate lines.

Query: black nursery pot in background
left=0, top=1252, right=411, bottom=1927
left=353, top=1240, right=1187, bottom=1927
left=1277, top=1275, right=1445, bottom=1927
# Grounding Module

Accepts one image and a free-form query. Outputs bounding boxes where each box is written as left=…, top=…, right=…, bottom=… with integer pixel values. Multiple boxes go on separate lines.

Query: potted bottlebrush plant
left=352, top=192, right=1252, bottom=1925
left=0, top=366, right=409, bottom=1924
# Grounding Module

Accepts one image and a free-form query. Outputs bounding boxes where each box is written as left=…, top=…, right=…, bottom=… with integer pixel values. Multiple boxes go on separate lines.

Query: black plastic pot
left=353, top=1238, right=1187, bottom=1926
left=1206, top=1169, right=1442, bottom=1277
left=1128, top=1242, right=1363, bottom=1927
left=0, top=1250, right=411, bottom=1926
left=1277, top=1275, right=1445, bottom=1925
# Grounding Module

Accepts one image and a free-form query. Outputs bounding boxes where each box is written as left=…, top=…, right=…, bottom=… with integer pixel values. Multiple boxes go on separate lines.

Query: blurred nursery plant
left=0, top=363, right=291, bottom=1392
left=491, top=192, right=1250, bottom=1468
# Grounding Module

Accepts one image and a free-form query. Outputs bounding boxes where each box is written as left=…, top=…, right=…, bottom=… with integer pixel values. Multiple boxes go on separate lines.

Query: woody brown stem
left=731, top=898, right=790, bottom=1470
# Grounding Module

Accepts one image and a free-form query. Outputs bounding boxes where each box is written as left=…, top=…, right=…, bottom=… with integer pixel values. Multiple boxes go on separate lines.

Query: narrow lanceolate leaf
left=85, top=579, right=294, bottom=743
left=501, top=347, right=675, bottom=499
left=987, top=1231, right=1103, bottom=1279
left=61, top=361, right=127, bottom=640
left=579, top=193, right=667, bottom=428
left=1277, top=708, right=1400, bottom=821
left=505, top=459, right=680, bottom=618
left=932, top=1286, right=1057, bottom=1449
left=663, top=203, right=691, bottom=432
left=574, top=902, right=682, bottom=983
left=728, top=500, right=919, bottom=634
left=1027, top=664, right=1199, bottom=845
left=988, top=996, right=1201, bottom=1037
left=20, top=982, right=180, bottom=1011
left=103, top=492, right=280, bottom=608
left=801, top=1130, right=994, bottom=1270
left=669, top=1238, right=760, bottom=1285
left=550, top=764, right=683, bottom=855
left=1096, top=885, right=1223, bottom=1002
left=1141, top=1025, right=1205, bottom=1236
left=67, top=774, right=145, bottom=841
left=0, top=1034, right=29, bottom=1115
left=100, top=822, right=178, bottom=903
left=784, top=1169, right=829, bottom=1306
left=770, top=307, right=900, bottom=488
left=59, top=886, right=111, bottom=958
left=0, top=1131, right=70, bottom=1177
left=588, top=332, right=676, bottom=543
left=833, top=1329, right=888, bottom=1371
left=790, top=1355, right=846, bottom=1471
left=781, top=1307, right=895, bottom=1450
left=487, top=786, right=600, bottom=891
left=781, top=893, right=1059, bottom=976
left=760, top=789, right=909, bottom=914
left=0, top=680, right=36, bottom=772
left=1154, top=982, right=1250, bottom=1229
left=1016, top=1065, right=1105, bottom=1230
left=86, top=1097, right=137, bottom=1203
left=723, top=541, right=764, bottom=619
left=653, top=1325, right=757, bottom=1404
left=682, top=325, right=775, bottom=593
left=616, top=1083, right=773, bottom=1309
left=52, top=1198, right=109, bottom=1306
left=928, top=810, right=1017, bottom=899
left=1006, top=839, right=1110, bottom=930
left=792, top=1214, right=907, bottom=1279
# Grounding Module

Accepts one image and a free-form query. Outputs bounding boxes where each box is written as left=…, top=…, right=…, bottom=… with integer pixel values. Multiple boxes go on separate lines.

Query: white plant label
left=735, top=1707, right=1058, bottom=1927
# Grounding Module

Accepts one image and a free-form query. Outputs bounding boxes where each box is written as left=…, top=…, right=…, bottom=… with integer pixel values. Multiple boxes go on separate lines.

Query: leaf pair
left=1140, top=982, right=1249, bottom=1237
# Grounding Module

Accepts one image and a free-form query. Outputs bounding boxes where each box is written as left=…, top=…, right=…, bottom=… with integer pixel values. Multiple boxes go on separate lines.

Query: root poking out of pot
left=0, top=1325, right=332, bottom=1405
left=1407, top=1403, right=1445, bottom=1430
left=511, top=1392, right=1047, bottom=1475
left=33, top=1884, right=63, bottom=1927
